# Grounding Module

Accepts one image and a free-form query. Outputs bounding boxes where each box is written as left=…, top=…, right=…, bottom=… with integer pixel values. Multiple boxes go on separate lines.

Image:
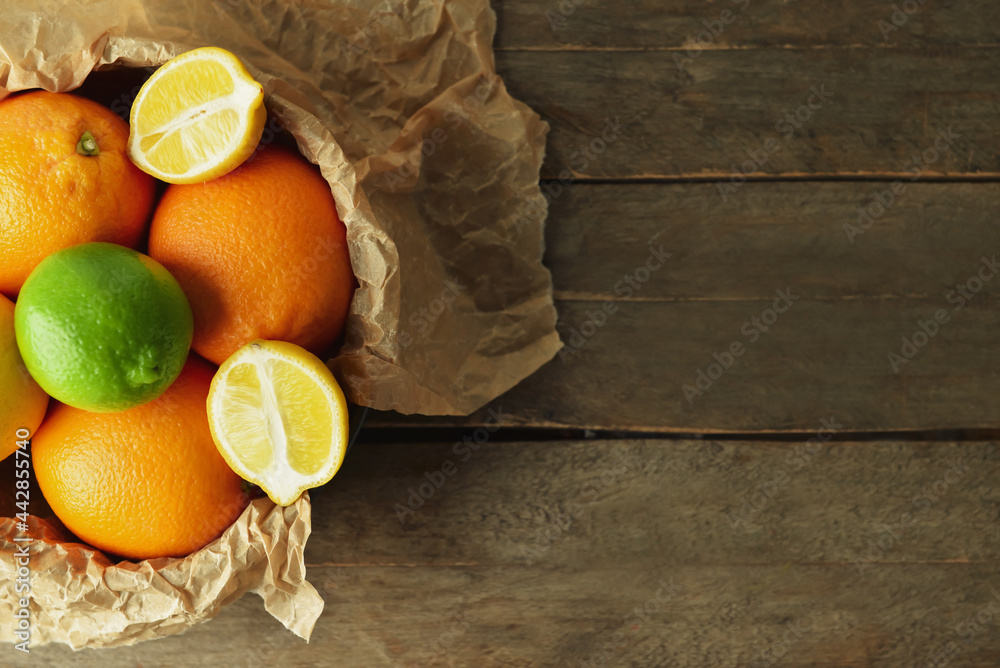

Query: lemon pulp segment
left=207, top=340, right=347, bottom=506
left=128, top=46, right=266, bottom=184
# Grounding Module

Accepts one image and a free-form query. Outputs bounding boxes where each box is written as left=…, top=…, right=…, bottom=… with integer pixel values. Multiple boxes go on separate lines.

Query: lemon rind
left=207, top=341, right=348, bottom=507
left=127, top=47, right=266, bottom=185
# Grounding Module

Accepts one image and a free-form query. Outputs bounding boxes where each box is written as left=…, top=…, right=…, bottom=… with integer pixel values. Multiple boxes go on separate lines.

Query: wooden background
left=9, top=1, right=1000, bottom=666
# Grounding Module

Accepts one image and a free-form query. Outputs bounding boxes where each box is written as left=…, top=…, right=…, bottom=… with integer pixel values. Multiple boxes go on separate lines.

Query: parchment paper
left=0, top=496, right=319, bottom=648
left=0, top=0, right=561, bottom=649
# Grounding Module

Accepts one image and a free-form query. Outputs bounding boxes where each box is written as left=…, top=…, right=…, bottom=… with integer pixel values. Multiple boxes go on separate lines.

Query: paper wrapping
left=0, top=0, right=561, bottom=649
left=0, top=496, right=319, bottom=648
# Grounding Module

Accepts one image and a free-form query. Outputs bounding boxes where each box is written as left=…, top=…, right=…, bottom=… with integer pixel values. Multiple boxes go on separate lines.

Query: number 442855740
left=14, top=427, right=30, bottom=521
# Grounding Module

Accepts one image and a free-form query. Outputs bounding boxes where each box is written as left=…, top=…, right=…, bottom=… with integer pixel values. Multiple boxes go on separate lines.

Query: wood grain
left=495, top=48, right=998, bottom=180
left=8, top=439, right=1000, bottom=666
left=6, top=3, right=999, bottom=667
left=542, top=182, right=1000, bottom=301
left=371, top=181, right=1000, bottom=433
left=493, top=0, right=1000, bottom=50
left=373, top=296, right=1000, bottom=433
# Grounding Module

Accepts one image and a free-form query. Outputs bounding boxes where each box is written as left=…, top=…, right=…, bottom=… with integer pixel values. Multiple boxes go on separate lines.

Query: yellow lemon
left=0, top=294, right=48, bottom=460
left=128, top=46, right=266, bottom=184
left=207, top=340, right=349, bottom=506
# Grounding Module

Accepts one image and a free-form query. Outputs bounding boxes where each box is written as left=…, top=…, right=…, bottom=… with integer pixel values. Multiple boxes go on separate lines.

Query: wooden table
left=16, top=1, right=1000, bottom=666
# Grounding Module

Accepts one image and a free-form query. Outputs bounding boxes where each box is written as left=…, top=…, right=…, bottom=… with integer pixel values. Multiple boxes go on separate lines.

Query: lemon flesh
left=128, top=46, right=266, bottom=184
left=207, top=340, right=348, bottom=506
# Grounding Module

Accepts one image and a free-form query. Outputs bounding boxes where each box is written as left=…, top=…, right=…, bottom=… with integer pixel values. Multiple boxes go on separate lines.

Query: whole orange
left=0, top=91, right=155, bottom=297
left=148, top=145, right=355, bottom=365
left=31, top=356, right=250, bottom=561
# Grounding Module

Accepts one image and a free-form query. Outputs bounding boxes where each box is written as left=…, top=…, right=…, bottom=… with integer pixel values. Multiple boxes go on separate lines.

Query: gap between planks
left=542, top=173, right=1000, bottom=184
left=496, top=43, right=1000, bottom=53
left=355, top=425, right=1000, bottom=442
left=550, top=293, right=1000, bottom=303
left=303, top=559, right=995, bottom=568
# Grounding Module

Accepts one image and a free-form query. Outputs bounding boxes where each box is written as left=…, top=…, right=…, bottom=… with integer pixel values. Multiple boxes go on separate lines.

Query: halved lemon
left=207, top=340, right=349, bottom=506
left=128, top=46, right=266, bottom=184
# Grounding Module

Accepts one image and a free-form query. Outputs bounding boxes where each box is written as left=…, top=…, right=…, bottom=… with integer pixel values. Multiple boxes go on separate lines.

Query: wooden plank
left=15, top=565, right=1000, bottom=667
left=494, top=48, right=998, bottom=179
left=543, top=182, right=1000, bottom=302
left=307, top=439, right=1000, bottom=566
left=371, top=295, right=1000, bottom=433
left=10, top=439, right=1000, bottom=666
left=494, top=0, right=1000, bottom=50
left=371, top=181, right=1000, bottom=432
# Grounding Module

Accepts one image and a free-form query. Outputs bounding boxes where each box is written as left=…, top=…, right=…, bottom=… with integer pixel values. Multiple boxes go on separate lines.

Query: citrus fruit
left=0, top=294, right=48, bottom=461
left=31, top=356, right=250, bottom=560
left=0, top=91, right=155, bottom=296
left=14, top=242, right=193, bottom=413
left=127, top=46, right=266, bottom=184
left=148, top=145, right=355, bottom=366
left=207, top=340, right=349, bottom=506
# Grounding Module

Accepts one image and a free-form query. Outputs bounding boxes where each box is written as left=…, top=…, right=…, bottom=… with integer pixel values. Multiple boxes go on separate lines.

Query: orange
left=0, top=91, right=156, bottom=297
left=31, top=356, right=250, bottom=561
left=148, top=145, right=355, bottom=365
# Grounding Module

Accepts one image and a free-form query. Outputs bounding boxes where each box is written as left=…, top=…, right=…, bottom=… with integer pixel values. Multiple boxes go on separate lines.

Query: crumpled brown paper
left=0, top=496, right=319, bottom=648
left=1, top=0, right=562, bottom=414
left=0, top=0, right=561, bottom=650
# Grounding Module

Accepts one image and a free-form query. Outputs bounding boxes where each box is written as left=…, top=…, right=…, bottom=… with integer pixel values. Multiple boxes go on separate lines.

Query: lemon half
left=207, top=340, right=349, bottom=506
left=128, top=46, right=266, bottom=184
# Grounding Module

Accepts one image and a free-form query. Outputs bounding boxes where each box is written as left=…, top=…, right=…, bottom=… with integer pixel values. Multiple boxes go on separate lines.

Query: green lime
left=14, top=242, right=194, bottom=413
